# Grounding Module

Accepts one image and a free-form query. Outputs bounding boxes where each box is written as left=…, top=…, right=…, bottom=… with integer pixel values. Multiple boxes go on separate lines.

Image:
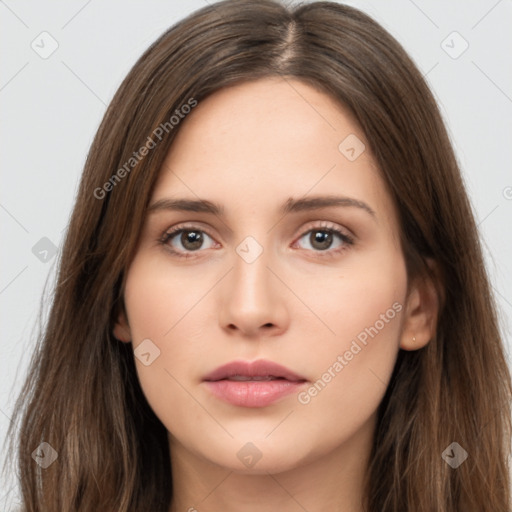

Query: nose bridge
left=231, top=234, right=274, bottom=307
left=218, top=233, right=288, bottom=335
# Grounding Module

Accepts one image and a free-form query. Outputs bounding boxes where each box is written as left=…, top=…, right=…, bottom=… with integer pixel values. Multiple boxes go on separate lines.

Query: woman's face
left=115, top=77, right=414, bottom=474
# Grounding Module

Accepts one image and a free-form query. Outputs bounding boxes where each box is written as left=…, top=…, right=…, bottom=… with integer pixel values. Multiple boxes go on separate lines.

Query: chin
left=203, top=439, right=312, bottom=475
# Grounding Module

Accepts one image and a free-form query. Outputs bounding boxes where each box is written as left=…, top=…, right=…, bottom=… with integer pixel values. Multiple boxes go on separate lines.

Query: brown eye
left=296, top=227, right=352, bottom=253
left=160, top=227, right=216, bottom=256
left=309, top=230, right=334, bottom=251
left=179, top=230, right=204, bottom=251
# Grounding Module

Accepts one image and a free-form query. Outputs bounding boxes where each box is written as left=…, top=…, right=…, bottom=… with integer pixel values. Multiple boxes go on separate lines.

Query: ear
left=113, top=305, right=132, bottom=343
left=400, top=259, right=441, bottom=351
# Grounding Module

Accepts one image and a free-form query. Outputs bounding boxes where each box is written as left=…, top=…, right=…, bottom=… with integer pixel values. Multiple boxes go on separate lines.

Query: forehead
left=162, top=76, right=365, bottom=171
left=152, top=77, right=398, bottom=231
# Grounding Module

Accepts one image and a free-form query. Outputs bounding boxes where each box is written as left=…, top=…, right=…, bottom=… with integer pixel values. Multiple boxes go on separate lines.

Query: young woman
left=4, top=0, right=511, bottom=510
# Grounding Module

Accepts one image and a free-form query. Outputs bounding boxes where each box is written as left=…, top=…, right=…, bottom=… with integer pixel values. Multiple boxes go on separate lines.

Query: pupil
left=181, top=231, right=203, bottom=250
left=311, top=230, right=332, bottom=250
left=178, top=230, right=334, bottom=252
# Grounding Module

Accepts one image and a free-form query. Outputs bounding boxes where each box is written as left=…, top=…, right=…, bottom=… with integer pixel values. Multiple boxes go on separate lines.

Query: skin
left=114, top=77, right=438, bottom=512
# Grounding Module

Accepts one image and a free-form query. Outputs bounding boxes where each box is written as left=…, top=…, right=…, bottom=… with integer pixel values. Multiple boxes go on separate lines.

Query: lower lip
left=204, top=379, right=307, bottom=407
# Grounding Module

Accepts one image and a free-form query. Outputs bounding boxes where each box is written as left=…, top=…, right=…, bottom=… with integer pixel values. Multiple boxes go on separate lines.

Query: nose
left=218, top=244, right=290, bottom=338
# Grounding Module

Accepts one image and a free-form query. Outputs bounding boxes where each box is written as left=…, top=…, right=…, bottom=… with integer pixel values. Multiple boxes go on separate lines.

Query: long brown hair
left=4, top=1, right=511, bottom=510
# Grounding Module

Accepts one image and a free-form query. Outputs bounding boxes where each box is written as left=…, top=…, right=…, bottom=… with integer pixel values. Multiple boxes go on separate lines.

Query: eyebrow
left=147, top=195, right=376, bottom=218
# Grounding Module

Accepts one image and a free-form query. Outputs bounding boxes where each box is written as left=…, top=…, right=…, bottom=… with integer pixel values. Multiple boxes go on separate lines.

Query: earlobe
left=113, top=307, right=132, bottom=343
left=400, top=262, right=441, bottom=351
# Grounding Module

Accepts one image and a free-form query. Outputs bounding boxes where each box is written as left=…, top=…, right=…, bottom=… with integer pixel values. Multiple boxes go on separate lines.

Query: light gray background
left=1, top=0, right=511, bottom=508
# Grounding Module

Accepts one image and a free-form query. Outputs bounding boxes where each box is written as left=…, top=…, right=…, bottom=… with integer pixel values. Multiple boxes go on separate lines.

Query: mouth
left=203, top=359, right=308, bottom=407
left=218, top=375, right=294, bottom=381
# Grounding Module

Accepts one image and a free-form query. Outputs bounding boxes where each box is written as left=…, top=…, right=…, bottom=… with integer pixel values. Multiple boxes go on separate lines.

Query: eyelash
left=158, top=221, right=355, bottom=260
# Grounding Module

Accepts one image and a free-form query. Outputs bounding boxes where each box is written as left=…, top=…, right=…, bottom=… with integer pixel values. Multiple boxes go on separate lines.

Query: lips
left=203, top=359, right=307, bottom=383
left=203, top=359, right=308, bottom=408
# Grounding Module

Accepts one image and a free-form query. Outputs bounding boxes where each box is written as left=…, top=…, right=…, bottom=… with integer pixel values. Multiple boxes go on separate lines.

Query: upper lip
left=203, top=359, right=307, bottom=382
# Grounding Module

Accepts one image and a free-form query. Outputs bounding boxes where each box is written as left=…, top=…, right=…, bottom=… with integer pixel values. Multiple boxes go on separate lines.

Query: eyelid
left=159, top=222, right=217, bottom=247
left=159, top=220, right=355, bottom=258
left=161, top=220, right=353, bottom=242
left=291, top=221, right=354, bottom=257
left=292, top=219, right=354, bottom=241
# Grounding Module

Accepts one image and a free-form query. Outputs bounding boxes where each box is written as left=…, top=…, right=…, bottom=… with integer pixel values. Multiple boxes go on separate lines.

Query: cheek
left=122, top=256, right=210, bottom=411
left=298, top=239, right=406, bottom=352
left=123, top=252, right=216, bottom=346
left=292, top=245, right=406, bottom=435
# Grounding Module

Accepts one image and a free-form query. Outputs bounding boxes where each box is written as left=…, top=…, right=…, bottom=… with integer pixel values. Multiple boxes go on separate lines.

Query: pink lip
left=203, top=359, right=308, bottom=408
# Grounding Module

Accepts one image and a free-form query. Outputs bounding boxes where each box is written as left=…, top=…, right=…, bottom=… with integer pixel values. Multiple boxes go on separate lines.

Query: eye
left=159, top=221, right=354, bottom=260
left=159, top=225, right=217, bottom=258
left=294, top=222, right=354, bottom=256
